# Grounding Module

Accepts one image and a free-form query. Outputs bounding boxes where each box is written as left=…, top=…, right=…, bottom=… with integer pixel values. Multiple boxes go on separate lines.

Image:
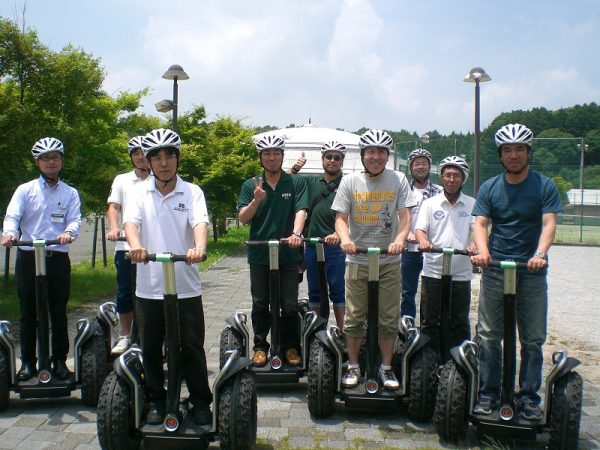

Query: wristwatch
left=534, top=251, right=547, bottom=259
left=65, top=231, right=74, bottom=237
left=292, top=231, right=303, bottom=238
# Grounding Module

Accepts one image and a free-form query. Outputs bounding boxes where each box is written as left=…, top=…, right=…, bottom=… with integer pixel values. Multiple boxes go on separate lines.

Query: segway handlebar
left=487, top=260, right=528, bottom=270
left=12, top=239, right=62, bottom=247
left=124, top=252, right=207, bottom=262
left=245, top=239, right=294, bottom=246
left=355, top=247, right=390, bottom=255
left=427, top=247, right=471, bottom=256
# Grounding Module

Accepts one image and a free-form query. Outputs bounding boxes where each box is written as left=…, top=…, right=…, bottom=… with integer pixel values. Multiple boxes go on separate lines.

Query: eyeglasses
left=324, top=154, right=343, bottom=162
left=39, top=155, right=62, bottom=162
left=441, top=173, right=462, bottom=180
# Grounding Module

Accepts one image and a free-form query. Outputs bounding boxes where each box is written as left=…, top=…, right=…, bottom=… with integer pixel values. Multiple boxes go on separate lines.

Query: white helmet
left=127, top=136, right=144, bottom=154
left=408, top=148, right=432, bottom=168
left=321, top=141, right=346, bottom=155
left=438, top=155, right=470, bottom=184
left=359, top=129, right=393, bottom=152
left=494, top=124, right=533, bottom=150
left=31, top=137, right=64, bottom=159
left=142, top=128, right=181, bottom=157
left=255, top=134, right=285, bottom=153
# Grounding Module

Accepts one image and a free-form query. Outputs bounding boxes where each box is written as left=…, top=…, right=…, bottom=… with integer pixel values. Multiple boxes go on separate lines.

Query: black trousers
left=250, top=263, right=300, bottom=353
left=16, top=249, right=71, bottom=364
left=136, top=296, right=212, bottom=405
left=420, top=276, right=471, bottom=356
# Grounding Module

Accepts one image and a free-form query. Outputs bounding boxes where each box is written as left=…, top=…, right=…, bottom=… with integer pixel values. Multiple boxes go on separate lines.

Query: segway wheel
left=218, top=370, right=257, bottom=450
left=407, top=346, right=438, bottom=422
left=307, top=337, right=336, bottom=418
left=81, top=326, right=110, bottom=406
left=97, top=371, right=141, bottom=450
left=433, top=360, right=468, bottom=444
left=0, top=347, right=9, bottom=411
left=548, top=371, right=583, bottom=450
left=219, top=327, right=244, bottom=370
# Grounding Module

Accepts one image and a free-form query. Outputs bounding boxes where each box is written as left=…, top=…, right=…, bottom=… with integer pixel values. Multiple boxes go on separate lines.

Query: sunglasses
left=324, top=154, right=343, bottom=162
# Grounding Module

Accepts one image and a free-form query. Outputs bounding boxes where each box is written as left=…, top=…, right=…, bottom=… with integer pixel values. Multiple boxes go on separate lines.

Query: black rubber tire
left=218, top=370, right=257, bottom=450
left=407, top=346, right=438, bottom=422
left=81, top=326, right=110, bottom=406
left=548, top=371, right=583, bottom=450
left=219, top=327, right=244, bottom=370
left=96, top=371, right=141, bottom=450
left=0, top=347, right=9, bottom=411
left=433, top=360, right=468, bottom=444
left=307, top=337, right=336, bottom=418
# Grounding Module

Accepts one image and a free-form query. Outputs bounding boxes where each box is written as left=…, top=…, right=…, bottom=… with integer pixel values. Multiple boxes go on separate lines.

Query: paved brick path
left=1, top=252, right=599, bottom=449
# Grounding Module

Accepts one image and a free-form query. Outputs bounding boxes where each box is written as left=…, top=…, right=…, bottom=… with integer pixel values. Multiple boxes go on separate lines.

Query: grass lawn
left=0, top=226, right=249, bottom=320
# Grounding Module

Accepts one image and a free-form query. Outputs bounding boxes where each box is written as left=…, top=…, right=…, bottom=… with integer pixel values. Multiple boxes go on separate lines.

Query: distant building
left=253, top=122, right=400, bottom=174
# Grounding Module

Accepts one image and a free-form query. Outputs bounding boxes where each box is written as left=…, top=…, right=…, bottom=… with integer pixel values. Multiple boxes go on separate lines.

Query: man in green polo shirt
left=237, top=134, right=308, bottom=367
left=293, top=141, right=347, bottom=330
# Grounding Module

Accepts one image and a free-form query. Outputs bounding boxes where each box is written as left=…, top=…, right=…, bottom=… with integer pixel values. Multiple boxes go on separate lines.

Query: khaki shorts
left=343, top=262, right=401, bottom=340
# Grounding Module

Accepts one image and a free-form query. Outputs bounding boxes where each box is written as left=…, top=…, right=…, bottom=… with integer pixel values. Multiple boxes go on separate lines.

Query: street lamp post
left=464, top=67, right=491, bottom=197
left=577, top=140, right=589, bottom=242
left=154, top=64, right=189, bottom=132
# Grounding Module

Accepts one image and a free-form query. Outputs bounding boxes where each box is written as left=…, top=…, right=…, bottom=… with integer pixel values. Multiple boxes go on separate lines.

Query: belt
left=45, top=250, right=67, bottom=257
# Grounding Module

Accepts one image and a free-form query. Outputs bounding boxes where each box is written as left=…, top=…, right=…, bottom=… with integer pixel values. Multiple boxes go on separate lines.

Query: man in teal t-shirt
left=471, top=123, right=562, bottom=421
left=237, top=134, right=308, bottom=367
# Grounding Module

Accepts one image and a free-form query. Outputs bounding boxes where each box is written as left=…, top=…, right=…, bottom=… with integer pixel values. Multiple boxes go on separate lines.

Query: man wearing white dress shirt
left=2, top=137, right=81, bottom=381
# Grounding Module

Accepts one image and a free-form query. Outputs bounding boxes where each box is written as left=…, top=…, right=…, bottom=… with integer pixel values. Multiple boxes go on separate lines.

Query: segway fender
left=0, top=321, right=16, bottom=385
left=542, top=349, right=582, bottom=424
left=225, top=312, right=250, bottom=355
left=449, top=341, right=479, bottom=413
left=73, top=318, right=94, bottom=382
left=113, top=346, right=145, bottom=428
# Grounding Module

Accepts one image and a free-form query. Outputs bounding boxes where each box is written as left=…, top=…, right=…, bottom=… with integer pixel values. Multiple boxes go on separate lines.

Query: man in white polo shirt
left=415, top=156, right=475, bottom=361
left=106, top=136, right=149, bottom=355
left=124, top=128, right=212, bottom=426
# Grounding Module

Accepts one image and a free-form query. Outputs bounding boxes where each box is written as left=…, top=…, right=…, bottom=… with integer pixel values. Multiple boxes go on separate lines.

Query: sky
left=3, top=0, right=600, bottom=135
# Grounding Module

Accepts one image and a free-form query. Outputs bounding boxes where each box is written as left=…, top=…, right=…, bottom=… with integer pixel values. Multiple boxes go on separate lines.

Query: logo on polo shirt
left=433, top=210, right=445, bottom=221
left=174, top=203, right=188, bottom=212
left=281, top=192, right=292, bottom=200
left=458, top=211, right=469, bottom=217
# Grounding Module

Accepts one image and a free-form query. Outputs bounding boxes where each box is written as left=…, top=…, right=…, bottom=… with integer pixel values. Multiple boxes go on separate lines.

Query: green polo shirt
left=304, top=173, right=343, bottom=239
left=237, top=171, right=308, bottom=265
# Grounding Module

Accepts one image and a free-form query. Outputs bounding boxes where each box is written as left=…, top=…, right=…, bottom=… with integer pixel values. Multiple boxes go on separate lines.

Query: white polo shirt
left=123, top=176, right=209, bottom=300
left=107, top=170, right=149, bottom=252
left=415, top=192, right=476, bottom=281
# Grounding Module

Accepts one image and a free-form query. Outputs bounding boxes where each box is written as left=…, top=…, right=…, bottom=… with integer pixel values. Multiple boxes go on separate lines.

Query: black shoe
left=17, top=362, right=37, bottom=381
left=520, top=401, right=543, bottom=421
left=190, top=402, right=212, bottom=425
left=473, top=396, right=498, bottom=415
left=52, top=360, right=72, bottom=380
left=146, top=400, right=165, bottom=425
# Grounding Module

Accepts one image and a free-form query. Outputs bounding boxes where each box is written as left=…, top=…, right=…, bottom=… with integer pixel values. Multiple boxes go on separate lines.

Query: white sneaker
left=342, top=366, right=360, bottom=388
left=379, top=368, right=399, bottom=389
left=111, top=336, right=131, bottom=355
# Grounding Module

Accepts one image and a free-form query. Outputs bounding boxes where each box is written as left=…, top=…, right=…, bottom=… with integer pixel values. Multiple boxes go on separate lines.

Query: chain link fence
left=394, top=136, right=600, bottom=245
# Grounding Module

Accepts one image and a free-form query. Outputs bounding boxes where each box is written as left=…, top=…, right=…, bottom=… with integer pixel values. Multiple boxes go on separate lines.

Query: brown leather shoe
left=252, top=350, right=268, bottom=366
left=284, top=348, right=301, bottom=366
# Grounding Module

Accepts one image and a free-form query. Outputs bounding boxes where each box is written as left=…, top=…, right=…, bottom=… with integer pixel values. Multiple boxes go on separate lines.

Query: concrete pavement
left=1, top=250, right=599, bottom=449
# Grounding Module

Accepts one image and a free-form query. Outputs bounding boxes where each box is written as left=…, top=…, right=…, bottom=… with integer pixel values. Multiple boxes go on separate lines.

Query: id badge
left=51, top=206, right=66, bottom=223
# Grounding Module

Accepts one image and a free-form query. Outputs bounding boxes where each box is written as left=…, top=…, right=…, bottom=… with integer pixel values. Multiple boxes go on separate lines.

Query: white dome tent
left=253, top=122, right=396, bottom=175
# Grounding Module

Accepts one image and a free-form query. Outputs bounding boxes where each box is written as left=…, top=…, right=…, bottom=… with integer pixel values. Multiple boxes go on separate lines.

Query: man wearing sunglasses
left=292, top=141, right=347, bottom=329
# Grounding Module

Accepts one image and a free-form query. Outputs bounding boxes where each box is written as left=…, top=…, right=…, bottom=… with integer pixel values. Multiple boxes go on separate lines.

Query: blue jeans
left=400, top=251, right=423, bottom=318
left=476, top=269, right=547, bottom=405
left=115, top=250, right=134, bottom=314
left=305, top=244, right=345, bottom=309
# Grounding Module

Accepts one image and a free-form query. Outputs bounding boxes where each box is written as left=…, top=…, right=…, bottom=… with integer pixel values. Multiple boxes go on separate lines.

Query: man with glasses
left=401, top=149, right=441, bottom=319
left=2, top=137, right=81, bottom=381
left=292, top=141, right=347, bottom=329
left=415, top=156, right=475, bottom=360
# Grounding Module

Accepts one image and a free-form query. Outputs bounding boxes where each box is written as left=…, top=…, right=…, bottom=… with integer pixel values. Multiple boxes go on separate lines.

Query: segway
left=0, top=239, right=118, bottom=410
left=97, top=252, right=256, bottom=450
left=220, top=239, right=324, bottom=383
left=306, top=247, right=431, bottom=420
left=427, top=247, right=471, bottom=364
left=434, top=259, right=583, bottom=449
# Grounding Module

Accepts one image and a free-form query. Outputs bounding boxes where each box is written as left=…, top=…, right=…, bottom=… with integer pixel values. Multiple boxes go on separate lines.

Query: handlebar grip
left=488, top=260, right=528, bottom=269
left=245, top=239, right=291, bottom=246
left=125, top=253, right=207, bottom=262
left=428, top=247, right=470, bottom=256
